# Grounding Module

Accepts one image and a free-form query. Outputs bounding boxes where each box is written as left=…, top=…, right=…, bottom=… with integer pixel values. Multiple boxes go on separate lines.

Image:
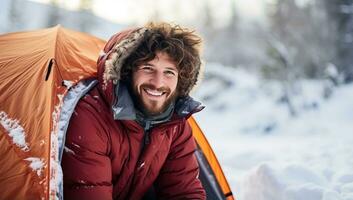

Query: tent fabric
left=188, top=117, right=235, bottom=200
left=0, top=26, right=234, bottom=200
left=0, top=25, right=105, bottom=200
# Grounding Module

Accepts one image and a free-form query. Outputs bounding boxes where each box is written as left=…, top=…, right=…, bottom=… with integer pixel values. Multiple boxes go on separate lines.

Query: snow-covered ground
left=193, top=63, right=353, bottom=200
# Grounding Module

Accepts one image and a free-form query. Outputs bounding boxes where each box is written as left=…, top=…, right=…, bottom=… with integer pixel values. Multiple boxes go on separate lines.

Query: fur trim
left=189, top=60, right=204, bottom=95
left=103, top=28, right=148, bottom=87
left=101, top=26, right=202, bottom=96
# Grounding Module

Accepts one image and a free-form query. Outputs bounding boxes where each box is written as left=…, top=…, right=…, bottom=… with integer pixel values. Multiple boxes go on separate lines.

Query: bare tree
left=262, top=0, right=338, bottom=116
left=265, top=0, right=336, bottom=79
left=324, top=0, right=353, bottom=82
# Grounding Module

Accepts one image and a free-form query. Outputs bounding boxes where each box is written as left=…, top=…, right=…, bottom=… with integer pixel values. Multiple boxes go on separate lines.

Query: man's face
left=131, top=52, right=178, bottom=116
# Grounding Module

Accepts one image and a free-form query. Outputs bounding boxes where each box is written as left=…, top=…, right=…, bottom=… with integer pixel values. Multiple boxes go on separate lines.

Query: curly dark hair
left=121, top=22, right=202, bottom=97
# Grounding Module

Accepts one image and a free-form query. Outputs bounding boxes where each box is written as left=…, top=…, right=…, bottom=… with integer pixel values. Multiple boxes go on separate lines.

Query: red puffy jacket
left=61, top=28, right=206, bottom=200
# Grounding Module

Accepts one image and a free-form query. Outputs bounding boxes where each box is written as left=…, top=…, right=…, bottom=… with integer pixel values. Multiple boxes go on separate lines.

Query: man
left=61, top=22, right=206, bottom=199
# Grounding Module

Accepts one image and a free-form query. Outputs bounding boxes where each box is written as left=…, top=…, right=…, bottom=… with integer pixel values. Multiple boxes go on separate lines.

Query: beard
left=130, top=83, right=178, bottom=117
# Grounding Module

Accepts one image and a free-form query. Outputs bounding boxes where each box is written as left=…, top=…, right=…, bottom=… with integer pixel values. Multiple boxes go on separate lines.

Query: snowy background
left=193, top=64, right=353, bottom=200
left=1, top=0, right=353, bottom=199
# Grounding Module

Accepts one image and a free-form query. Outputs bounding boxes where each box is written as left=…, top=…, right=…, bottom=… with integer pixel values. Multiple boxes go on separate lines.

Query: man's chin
left=141, top=103, right=166, bottom=116
left=135, top=91, right=178, bottom=117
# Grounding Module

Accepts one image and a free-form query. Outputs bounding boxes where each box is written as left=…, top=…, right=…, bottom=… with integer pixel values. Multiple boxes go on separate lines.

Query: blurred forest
left=2, top=0, right=353, bottom=84
left=198, top=0, right=353, bottom=84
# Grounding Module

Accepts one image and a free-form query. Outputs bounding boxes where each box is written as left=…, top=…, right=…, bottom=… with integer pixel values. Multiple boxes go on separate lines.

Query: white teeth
left=145, top=89, right=163, bottom=96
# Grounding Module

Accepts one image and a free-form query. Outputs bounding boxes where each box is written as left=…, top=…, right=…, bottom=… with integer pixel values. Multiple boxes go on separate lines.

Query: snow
left=24, top=157, right=45, bottom=177
left=50, top=94, right=64, bottom=200
left=64, top=146, right=75, bottom=155
left=50, top=158, right=62, bottom=200
left=0, top=112, right=46, bottom=178
left=193, top=63, right=353, bottom=200
left=138, top=162, right=145, bottom=170
left=62, top=80, right=74, bottom=89
left=0, top=111, right=30, bottom=151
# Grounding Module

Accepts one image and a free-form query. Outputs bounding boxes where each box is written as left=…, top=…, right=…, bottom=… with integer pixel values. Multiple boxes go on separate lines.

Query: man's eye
left=141, top=66, right=153, bottom=71
left=165, top=70, right=176, bottom=76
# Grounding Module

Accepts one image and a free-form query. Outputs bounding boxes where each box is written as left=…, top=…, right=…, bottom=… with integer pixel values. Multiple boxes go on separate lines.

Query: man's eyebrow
left=142, top=63, right=154, bottom=67
left=141, top=63, right=177, bottom=71
left=166, top=67, right=178, bottom=71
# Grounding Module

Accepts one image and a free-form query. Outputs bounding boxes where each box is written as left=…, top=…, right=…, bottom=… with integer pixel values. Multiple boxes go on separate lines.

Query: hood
left=97, top=27, right=148, bottom=105
left=96, top=26, right=204, bottom=120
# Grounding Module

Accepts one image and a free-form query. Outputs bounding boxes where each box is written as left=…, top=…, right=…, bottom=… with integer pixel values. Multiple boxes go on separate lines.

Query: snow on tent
left=0, top=26, right=234, bottom=200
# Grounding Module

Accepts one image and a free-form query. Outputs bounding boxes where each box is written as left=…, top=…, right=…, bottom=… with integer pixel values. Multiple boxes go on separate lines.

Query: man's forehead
left=144, top=53, right=178, bottom=70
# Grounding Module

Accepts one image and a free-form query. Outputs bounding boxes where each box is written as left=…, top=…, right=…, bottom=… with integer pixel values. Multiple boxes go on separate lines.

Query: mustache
left=141, top=84, right=171, bottom=93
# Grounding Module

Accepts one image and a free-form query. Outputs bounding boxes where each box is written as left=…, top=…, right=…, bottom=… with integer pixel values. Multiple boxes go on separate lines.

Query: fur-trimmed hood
left=97, top=28, right=147, bottom=104
left=96, top=26, right=202, bottom=106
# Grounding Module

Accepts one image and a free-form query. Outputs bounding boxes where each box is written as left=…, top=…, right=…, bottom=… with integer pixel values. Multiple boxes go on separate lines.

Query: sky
left=29, top=0, right=267, bottom=26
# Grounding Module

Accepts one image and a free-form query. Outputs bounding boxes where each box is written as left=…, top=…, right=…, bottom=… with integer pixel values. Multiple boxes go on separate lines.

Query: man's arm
left=154, top=120, right=206, bottom=199
left=61, top=101, right=113, bottom=200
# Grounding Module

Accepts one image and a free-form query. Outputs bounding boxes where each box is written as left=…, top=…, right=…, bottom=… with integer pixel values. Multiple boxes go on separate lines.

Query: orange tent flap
left=188, top=117, right=235, bottom=200
left=0, top=26, right=105, bottom=199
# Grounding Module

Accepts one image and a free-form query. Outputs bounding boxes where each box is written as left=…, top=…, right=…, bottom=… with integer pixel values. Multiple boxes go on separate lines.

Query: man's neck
left=135, top=102, right=175, bottom=131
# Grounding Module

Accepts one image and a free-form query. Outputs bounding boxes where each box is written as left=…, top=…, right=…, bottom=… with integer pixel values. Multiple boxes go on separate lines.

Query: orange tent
left=0, top=26, right=234, bottom=200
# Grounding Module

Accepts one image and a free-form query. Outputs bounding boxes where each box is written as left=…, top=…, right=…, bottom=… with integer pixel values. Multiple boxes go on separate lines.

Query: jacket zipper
left=144, top=130, right=151, bottom=145
left=142, top=121, right=151, bottom=150
left=126, top=121, right=151, bottom=198
left=145, top=120, right=152, bottom=143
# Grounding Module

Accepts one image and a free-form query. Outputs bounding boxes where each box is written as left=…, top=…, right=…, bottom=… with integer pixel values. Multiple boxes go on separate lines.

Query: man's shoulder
left=67, top=87, right=115, bottom=142
left=76, top=86, right=109, bottom=113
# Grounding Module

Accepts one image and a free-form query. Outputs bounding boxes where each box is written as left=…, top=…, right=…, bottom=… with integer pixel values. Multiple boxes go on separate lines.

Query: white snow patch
left=50, top=92, right=65, bottom=199
left=50, top=158, right=63, bottom=200
left=71, top=142, right=81, bottom=149
left=39, top=139, right=45, bottom=146
left=63, top=80, right=74, bottom=89
left=0, top=111, right=30, bottom=151
left=64, top=146, right=75, bottom=155
left=138, top=162, right=145, bottom=169
left=24, top=157, right=45, bottom=177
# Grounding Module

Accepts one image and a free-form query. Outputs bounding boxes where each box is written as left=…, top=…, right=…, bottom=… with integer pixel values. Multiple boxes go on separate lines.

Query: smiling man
left=131, top=52, right=178, bottom=116
left=61, top=22, right=206, bottom=200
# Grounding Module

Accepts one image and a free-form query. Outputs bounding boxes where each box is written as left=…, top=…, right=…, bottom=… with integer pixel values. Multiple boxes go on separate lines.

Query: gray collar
left=112, top=82, right=137, bottom=120
left=135, top=102, right=174, bottom=131
left=111, top=82, right=204, bottom=125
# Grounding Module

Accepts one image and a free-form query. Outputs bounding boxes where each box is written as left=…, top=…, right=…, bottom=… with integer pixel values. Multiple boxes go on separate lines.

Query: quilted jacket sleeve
left=154, top=120, right=206, bottom=199
left=61, top=100, right=113, bottom=200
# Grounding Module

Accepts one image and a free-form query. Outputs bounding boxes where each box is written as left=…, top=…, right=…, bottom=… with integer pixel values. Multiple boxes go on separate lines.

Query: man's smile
left=143, top=88, right=165, bottom=97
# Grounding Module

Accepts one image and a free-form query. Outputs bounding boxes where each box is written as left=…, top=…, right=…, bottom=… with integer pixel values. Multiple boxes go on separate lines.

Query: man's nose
left=149, top=72, right=164, bottom=88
